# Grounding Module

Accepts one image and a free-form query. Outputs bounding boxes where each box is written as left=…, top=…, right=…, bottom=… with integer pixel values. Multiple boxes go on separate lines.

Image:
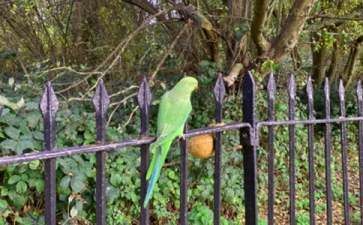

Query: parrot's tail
left=143, top=141, right=172, bottom=208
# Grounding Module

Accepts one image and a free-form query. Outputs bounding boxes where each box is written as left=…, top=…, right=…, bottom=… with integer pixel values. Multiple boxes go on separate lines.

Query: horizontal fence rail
left=0, top=72, right=363, bottom=225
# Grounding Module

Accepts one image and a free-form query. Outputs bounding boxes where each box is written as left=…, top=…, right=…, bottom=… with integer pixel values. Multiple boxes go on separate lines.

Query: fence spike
left=324, top=78, right=330, bottom=102
left=356, top=80, right=363, bottom=224
left=306, top=75, right=316, bottom=225
left=339, top=79, right=345, bottom=103
left=287, top=73, right=296, bottom=225
left=138, top=76, right=151, bottom=225
left=40, top=81, right=59, bottom=118
left=323, top=77, right=333, bottom=225
left=180, top=125, right=188, bottom=225
left=242, top=71, right=257, bottom=225
left=306, top=76, right=313, bottom=102
left=243, top=71, right=256, bottom=92
left=267, top=73, right=276, bottom=101
left=138, top=76, right=152, bottom=113
left=357, top=80, right=363, bottom=101
left=214, top=73, right=226, bottom=104
left=92, top=79, right=109, bottom=225
left=242, top=70, right=256, bottom=130
left=288, top=74, right=296, bottom=100
left=39, top=81, right=58, bottom=225
left=213, top=73, right=224, bottom=225
left=267, top=72, right=276, bottom=225
left=338, top=78, right=350, bottom=225
left=92, top=79, right=110, bottom=116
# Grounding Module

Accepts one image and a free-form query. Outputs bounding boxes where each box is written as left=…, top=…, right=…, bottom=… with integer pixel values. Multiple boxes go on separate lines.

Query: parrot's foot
left=178, top=134, right=186, bottom=140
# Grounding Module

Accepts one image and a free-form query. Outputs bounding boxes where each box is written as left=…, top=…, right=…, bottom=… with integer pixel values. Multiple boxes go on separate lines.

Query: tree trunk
left=267, top=0, right=316, bottom=61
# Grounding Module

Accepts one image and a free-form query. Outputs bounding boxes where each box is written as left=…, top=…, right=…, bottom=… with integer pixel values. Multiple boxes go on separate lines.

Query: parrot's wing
left=146, top=91, right=192, bottom=179
left=156, top=91, right=192, bottom=136
left=143, top=90, right=193, bottom=207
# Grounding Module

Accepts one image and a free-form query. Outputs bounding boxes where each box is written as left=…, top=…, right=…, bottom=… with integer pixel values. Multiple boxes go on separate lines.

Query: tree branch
left=251, top=0, right=270, bottom=54
left=267, top=0, right=316, bottom=60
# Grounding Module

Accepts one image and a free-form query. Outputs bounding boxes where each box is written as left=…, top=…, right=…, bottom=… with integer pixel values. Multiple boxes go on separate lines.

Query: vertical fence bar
left=40, top=82, right=59, bottom=225
left=92, top=80, right=110, bottom=225
left=356, top=81, right=363, bottom=225
left=324, top=78, right=333, bottom=225
left=288, top=74, right=296, bottom=225
left=306, top=76, right=315, bottom=225
left=213, top=73, right=226, bottom=225
left=137, top=77, right=152, bottom=225
left=267, top=73, right=276, bottom=225
left=339, top=80, right=350, bottom=225
left=242, top=71, right=257, bottom=225
left=180, top=125, right=188, bottom=225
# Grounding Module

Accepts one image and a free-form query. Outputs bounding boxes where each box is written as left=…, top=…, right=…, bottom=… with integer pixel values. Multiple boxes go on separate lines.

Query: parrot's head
left=179, top=76, right=198, bottom=92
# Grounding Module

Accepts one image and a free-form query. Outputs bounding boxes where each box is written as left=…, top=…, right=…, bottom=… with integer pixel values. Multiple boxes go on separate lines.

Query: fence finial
left=288, top=74, right=296, bottom=99
left=357, top=80, right=363, bottom=101
left=214, top=73, right=226, bottom=103
left=307, top=76, right=313, bottom=100
left=339, top=79, right=345, bottom=102
left=324, top=77, right=330, bottom=99
left=267, top=73, right=276, bottom=100
left=137, top=76, right=152, bottom=112
left=40, top=81, right=59, bottom=117
left=92, top=79, right=110, bottom=115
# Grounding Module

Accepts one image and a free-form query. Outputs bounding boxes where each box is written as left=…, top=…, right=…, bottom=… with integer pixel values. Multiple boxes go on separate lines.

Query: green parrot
left=143, top=76, right=198, bottom=207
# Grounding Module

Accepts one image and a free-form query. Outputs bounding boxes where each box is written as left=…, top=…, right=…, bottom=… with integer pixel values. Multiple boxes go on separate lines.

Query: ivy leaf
left=33, top=179, right=44, bottom=193
left=15, top=136, right=34, bottom=154
left=16, top=181, right=27, bottom=194
left=4, top=126, right=20, bottom=139
left=8, top=175, right=21, bottom=185
left=1, top=139, right=17, bottom=150
left=70, top=175, right=86, bottom=193
left=26, top=112, right=41, bottom=128
left=29, top=160, right=40, bottom=170
left=110, top=174, right=122, bottom=186
left=0, top=199, right=8, bottom=211
left=60, top=176, right=71, bottom=189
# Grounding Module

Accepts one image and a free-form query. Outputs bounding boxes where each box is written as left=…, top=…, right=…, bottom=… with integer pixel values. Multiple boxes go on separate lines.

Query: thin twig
left=121, top=106, right=139, bottom=128
left=150, top=22, right=191, bottom=82
left=107, top=92, right=137, bottom=125
left=55, top=9, right=170, bottom=94
left=109, top=85, right=139, bottom=98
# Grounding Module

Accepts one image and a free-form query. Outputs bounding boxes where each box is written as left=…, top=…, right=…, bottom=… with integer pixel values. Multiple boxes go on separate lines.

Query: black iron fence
left=0, top=72, right=362, bottom=225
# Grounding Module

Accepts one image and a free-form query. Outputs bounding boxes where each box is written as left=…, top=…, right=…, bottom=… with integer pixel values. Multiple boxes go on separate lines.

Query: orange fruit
left=188, top=134, right=214, bottom=159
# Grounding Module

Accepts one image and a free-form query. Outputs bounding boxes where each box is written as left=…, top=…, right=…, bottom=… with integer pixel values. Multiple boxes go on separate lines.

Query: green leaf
left=26, top=112, right=41, bottom=128
left=70, top=175, right=86, bottom=193
left=4, top=126, right=20, bottom=139
left=0, top=199, right=8, bottom=210
left=9, top=193, right=27, bottom=208
left=110, top=174, right=122, bottom=186
left=8, top=175, right=21, bottom=185
left=33, top=179, right=44, bottom=193
left=1, top=139, right=17, bottom=150
left=29, top=160, right=40, bottom=170
left=59, top=176, right=71, bottom=189
left=15, top=137, right=34, bottom=154
left=16, top=181, right=27, bottom=194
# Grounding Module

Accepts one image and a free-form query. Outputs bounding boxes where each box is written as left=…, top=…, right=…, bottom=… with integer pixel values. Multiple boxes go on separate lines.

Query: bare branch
left=251, top=0, right=270, bottom=54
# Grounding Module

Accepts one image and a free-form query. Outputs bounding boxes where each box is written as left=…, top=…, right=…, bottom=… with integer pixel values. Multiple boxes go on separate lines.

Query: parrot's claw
left=179, top=134, right=186, bottom=140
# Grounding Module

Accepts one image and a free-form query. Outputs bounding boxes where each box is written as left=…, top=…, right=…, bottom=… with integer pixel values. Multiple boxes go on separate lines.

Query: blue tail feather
left=143, top=141, right=172, bottom=208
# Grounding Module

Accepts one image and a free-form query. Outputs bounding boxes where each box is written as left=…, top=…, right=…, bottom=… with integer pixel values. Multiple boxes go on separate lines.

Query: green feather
left=143, top=76, right=198, bottom=207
